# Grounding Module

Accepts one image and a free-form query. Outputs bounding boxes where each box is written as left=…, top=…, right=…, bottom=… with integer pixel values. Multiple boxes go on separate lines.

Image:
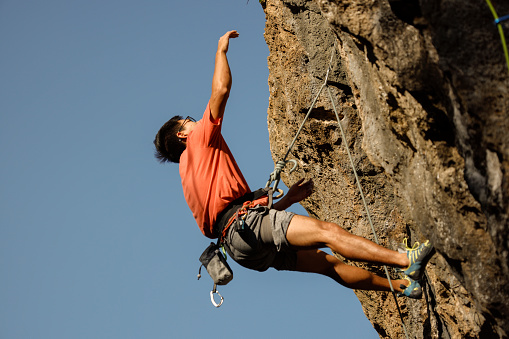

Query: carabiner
left=210, top=289, right=224, bottom=307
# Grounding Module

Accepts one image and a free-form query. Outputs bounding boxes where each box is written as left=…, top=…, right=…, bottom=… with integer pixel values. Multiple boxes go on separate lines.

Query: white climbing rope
left=266, top=43, right=336, bottom=192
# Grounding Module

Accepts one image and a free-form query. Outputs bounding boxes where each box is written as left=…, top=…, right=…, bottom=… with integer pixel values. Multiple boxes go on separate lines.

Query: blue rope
left=494, top=14, right=509, bottom=25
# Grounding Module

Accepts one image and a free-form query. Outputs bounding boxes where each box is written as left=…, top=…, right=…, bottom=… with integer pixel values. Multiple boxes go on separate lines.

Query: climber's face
left=176, top=116, right=197, bottom=143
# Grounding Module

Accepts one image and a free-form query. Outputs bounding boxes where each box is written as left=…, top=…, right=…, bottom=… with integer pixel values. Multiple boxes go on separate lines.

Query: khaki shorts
left=222, top=205, right=297, bottom=272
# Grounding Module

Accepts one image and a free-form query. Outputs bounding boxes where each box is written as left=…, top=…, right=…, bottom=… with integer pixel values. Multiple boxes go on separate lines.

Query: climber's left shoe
left=400, top=238, right=434, bottom=281
left=399, top=276, right=422, bottom=299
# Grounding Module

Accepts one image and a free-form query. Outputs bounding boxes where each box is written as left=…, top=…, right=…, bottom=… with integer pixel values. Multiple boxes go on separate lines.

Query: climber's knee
left=286, top=214, right=345, bottom=249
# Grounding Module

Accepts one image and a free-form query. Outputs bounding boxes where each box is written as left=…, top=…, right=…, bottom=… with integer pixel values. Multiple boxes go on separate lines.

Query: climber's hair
left=154, top=115, right=185, bottom=164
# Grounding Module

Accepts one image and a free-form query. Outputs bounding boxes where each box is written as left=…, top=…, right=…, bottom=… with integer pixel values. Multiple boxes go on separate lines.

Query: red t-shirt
left=179, top=103, right=268, bottom=238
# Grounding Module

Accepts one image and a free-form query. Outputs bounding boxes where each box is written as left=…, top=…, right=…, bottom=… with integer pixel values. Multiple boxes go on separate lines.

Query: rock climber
left=154, top=30, right=434, bottom=298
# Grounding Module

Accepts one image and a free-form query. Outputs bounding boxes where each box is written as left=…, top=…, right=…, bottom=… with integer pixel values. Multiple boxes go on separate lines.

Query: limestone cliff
left=261, top=0, right=509, bottom=337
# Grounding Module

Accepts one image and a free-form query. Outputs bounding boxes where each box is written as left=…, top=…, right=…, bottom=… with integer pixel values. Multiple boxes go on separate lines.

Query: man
left=154, top=30, right=433, bottom=298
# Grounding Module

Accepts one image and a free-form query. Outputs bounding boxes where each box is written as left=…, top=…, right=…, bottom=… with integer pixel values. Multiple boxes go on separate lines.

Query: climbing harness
left=485, top=0, right=509, bottom=74
left=265, top=42, right=411, bottom=339
left=214, top=187, right=271, bottom=240
left=220, top=199, right=260, bottom=239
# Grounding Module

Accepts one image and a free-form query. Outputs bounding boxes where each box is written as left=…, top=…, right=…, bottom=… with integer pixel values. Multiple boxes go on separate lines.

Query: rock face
left=261, top=0, right=509, bottom=337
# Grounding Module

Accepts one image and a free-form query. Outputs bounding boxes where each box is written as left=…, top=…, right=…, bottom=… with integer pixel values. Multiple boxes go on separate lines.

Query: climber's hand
left=217, top=30, right=239, bottom=54
left=286, top=178, right=314, bottom=204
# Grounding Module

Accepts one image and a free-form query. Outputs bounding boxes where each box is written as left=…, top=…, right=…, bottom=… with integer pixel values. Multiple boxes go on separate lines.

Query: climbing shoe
left=399, top=276, right=422, bottom=299
left=399, top=238, right=434, bottom=281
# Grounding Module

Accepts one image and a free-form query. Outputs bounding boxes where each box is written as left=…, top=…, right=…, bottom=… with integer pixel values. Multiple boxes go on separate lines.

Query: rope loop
left=265, top=159, right=298, bottom=192
left=272, top=160, right=287, bottom=181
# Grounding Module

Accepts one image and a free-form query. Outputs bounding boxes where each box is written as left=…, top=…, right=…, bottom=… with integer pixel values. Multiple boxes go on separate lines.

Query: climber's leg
left=286, top=214, right=410, bottom=268
left=294, top=249, right=409, bottom=292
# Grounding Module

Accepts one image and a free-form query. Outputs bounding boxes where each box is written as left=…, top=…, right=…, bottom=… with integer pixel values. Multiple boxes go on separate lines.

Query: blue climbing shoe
left=399, top=276, right=422, bottom=299
left=400, top=238, right=434, bottom=281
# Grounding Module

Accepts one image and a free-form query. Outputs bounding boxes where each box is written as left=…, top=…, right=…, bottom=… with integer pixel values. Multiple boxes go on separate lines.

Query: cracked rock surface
left=261, top=0, right=509, bottom=337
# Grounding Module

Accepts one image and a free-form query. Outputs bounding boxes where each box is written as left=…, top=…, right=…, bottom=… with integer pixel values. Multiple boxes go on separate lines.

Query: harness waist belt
left=213, top=188, right=269, bottom=238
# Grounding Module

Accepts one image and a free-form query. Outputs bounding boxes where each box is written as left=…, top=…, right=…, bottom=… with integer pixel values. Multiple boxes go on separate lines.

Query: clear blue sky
left=0, top=1, right=378, bottom=338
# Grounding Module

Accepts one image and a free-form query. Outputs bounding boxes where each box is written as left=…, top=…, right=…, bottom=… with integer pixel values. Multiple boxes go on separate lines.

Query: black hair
left=154, top=115, right=185, bottom=163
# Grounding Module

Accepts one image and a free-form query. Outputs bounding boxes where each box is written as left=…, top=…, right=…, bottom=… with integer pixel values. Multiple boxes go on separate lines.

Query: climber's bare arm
left=210, top=30, right=239, bottom=121
left=272, top=178, right=314, bottom=211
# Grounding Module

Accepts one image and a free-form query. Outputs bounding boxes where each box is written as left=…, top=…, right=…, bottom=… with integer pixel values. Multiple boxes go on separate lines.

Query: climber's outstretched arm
left=209, top=30, right=239, bottom=121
